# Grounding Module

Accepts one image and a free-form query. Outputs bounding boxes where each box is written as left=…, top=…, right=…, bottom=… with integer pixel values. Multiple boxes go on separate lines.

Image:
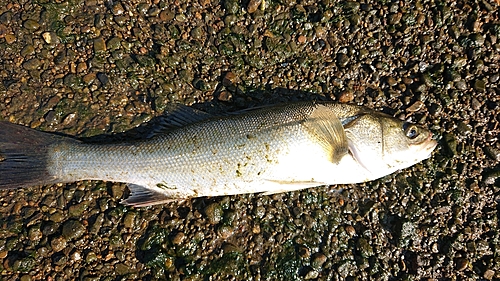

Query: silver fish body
left=0, top=102, right=437, bottom=206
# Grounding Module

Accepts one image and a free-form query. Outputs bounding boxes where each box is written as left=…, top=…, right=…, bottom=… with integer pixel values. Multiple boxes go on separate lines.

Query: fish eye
left=403, top=122, right=419, bottom=139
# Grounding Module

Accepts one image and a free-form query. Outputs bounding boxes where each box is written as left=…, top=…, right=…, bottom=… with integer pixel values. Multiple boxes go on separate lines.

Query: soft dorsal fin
left=163, top=104, right=213, bottom=127
left=147, top=104, right=213, bottom=137
left=301, top=104, right=349, bottom=163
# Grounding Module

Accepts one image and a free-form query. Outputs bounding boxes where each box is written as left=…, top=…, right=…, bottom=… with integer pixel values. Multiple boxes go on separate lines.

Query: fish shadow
left=80, top=87, right=332, bottom=144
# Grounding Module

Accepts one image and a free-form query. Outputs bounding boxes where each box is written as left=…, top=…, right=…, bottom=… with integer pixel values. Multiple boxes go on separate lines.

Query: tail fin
left=0, top=121, right=68, bottom=189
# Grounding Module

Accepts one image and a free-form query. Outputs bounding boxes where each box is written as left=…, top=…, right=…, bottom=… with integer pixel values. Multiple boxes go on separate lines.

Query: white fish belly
left=139, top=126, right=374, bottom=198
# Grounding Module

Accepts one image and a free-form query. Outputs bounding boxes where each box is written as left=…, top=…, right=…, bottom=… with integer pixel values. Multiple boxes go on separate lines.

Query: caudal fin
left=0, top=121, right=68, bottom=189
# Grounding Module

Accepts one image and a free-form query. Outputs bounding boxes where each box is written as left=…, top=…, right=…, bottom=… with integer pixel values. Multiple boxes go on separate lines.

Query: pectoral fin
left=302, top=104, right=349, bottom=163
left=122, top=184, right=179, bottom=207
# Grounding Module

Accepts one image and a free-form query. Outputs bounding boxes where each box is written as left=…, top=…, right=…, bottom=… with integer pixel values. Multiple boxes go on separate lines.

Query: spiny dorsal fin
left=122, top=184, right=178, bottom=207
left=302, top=104, right=349, bottom=163
left=147, top=104, right=213, bottom=137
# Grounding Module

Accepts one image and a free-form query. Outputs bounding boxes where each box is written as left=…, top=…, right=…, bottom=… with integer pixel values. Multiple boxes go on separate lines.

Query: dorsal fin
left=147, top=104, right=213, bottom=137
left=301, top=104, right=349, bottom=163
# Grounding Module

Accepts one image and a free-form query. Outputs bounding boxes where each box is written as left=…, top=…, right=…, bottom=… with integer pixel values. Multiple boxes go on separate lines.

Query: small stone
left=49, top=211, right=64, bottom=223
left=85, top=251, right=98, bottom=263
left=484, top=269, right=495, bottom=280
left=53, top=114, right=71, bottom=132
left=123, top=212, right=136, bottom=228
left=111, top=2, right=125, bottom=15
left=218, top=90, right=232, bottom=102
left=20, top=45, right=35, bottom=57
left=172, top=232, right=185, bottom=245
left=483, top=146, right=500, bottom=161
left=42, top=221, right=58, bottom=236
left=456, top=121, right=472, bottom=135
left=42, top=32, right=59, bottom=44
left=50, top=236, right=67, bottom=252
left=0, top=23, right=7, bottom=37
left=247, top=0, right=262, bottom=13
left=297, top=35, right=307, bottom=43
left=114, top=16, right=127, bottom=26
left=490, top=74, right=499, bottom=83
left=443, top=133, right=457, bottom=156
left=336, top=53, right=349, bottom=67
left=64, top=74, right=83, bottom=90
left=311, top=252, right=327, bottom=269
left=406, top=101, right=425, bottom=112
left=83, top=73, right=96, bottom=85
left=190, top=26, right=204, bottom=40
left=304, top=269, right=319, bottom=279
left=193, top=78, right=210, bottom=91
left=97, top=73, right=110, bottom=86
left=455, top=80, right=468, bottom=90
left=68, top=201, right=89, bottom=217
left=5, top=34, right=16, bottom=44
left=137, top=3, right=150, bottom=15
left=471, top=33, right=485, bottom=46
left=387, top=76, right=398, bottom=86
left=473, top=80, right=486, bottom=92
left=204, top=203, right=223, bottom=224
left=62, top=220, right=86, bottom=240
left=345, top=225, right=356, bottom=236
left=28, top=225, right=43, bottom=241
left=147, top=6, right=161, bottom=17
left=357, top=237, right=374, bottom=257
left=76, top=62, right=87, bottom=73
left=111, top=184, right=123, bottom=199
left=23, top=19, right=40, bottom=30
left=23, top=58, right=42, bottom=70
left=218, top=225, right=234, bottom=239
left=175, top=13, right=187, bottom=22
left=222, top=243, right=240, bottom=254
left=159, top=9, right=174, bottom=21
left=455, top=258, right=468, bottom=271
left=90, top=213, right=104, bottom=234
left=20, top=274, right=32, bottom=281
left=388, top=12, right=402, bottom=25
left=298, top=245, right=310, bottom=258
left=0, top=251, right=8, bottom=258
left=483, top=170, right=500, bottom=185
left=471, top=97, right=482, bottom=110
left=222, top=71, right=238, bottom=87
left=93, top=37, right=107, bottom=53
left=115, top=263, right=131, bottom=275
left=107, top=37, right=121, bottom=50
left=71, top=251, right=81, bottom=262
left=338, top=90, right=354, bottom=103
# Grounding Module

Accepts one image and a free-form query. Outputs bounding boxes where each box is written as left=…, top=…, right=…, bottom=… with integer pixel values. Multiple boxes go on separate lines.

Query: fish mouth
left=422, top=132, right=438, bottom=156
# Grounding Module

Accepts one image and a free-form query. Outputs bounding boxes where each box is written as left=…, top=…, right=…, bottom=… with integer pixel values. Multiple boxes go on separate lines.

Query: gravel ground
left=0, top=0, right=499, bottom=280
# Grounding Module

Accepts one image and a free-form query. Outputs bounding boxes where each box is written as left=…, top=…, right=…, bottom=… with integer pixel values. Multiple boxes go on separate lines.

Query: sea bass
left=0, top=102, right=437, bottom=207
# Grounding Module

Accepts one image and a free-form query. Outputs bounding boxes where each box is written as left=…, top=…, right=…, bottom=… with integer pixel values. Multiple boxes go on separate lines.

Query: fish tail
left=0, top=121, right=66, bottom=189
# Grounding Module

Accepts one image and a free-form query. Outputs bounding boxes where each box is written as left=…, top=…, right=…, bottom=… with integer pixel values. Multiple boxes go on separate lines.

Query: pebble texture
left=0, top=0, right=499, bottom=280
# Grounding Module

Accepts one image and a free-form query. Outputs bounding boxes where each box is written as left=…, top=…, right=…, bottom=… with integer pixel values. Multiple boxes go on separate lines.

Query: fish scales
left=53, top=103, right=325, bottom=196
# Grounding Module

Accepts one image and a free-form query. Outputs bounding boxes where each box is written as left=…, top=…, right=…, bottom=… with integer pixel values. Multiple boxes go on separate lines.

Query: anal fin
left=122, top=184, right=180, bottom=207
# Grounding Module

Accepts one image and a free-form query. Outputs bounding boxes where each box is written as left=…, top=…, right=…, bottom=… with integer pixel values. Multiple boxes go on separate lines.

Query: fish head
left=345, top=112, right=437, bottom=178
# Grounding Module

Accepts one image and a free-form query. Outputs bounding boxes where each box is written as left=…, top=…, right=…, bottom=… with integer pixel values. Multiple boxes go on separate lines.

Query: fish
left=0, top=101, right=437, bottom=207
